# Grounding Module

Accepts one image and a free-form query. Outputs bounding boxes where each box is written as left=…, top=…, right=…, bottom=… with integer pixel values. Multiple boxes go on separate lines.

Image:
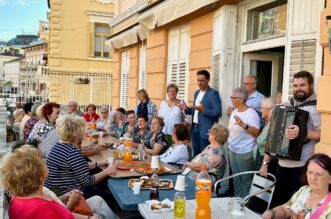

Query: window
left=247, top=0, right=287, bottom=41
left=167, top=25, right=190, bottom=102
left=138, top=44, right=147, bottom=90
left=94, top=24, right=111, bottom=58
left=120, top=51, right=130, bottom=108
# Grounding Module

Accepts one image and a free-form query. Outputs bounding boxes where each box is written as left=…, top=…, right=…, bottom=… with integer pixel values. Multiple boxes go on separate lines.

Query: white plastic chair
left=213, top=171, right=276, bottom=213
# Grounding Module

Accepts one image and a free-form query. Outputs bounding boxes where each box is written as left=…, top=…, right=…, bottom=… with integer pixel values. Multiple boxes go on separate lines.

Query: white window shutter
left=139, top=45, right=147, bottom=90
left=288, top=40, right=316, bottom=98
left=167, top=25, right=190, bottom=102
left=120, top=51, right=130, bottom=108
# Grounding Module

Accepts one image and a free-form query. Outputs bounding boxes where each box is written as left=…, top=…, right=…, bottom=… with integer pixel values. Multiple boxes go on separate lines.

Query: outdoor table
left=107, top=174, right=196, bottom=211
left=138, top=197, right=262, bottom=219
left=86, top=135, right=182, bottom=178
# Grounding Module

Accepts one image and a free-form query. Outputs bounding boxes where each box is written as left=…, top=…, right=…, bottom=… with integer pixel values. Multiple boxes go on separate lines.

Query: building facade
left=108, top=0, right=324, bottom=127
left=19, top=43, right=48, bottom=102
left=47, top=0, right=115, bottom=109
left=316, top=0, right=331, bottom=156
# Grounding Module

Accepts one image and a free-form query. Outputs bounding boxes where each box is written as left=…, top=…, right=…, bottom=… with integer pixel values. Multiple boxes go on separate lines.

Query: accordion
left=265, top=105, right=309, bottom=161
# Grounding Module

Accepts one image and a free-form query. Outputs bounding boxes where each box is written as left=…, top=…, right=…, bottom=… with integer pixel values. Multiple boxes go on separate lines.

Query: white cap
left=174, top=175, right=185, bottom=191
left=150, top=156, right=160, bottom=169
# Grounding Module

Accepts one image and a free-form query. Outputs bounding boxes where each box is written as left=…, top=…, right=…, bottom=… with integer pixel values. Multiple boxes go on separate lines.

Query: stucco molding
left=86, top=10, right=114, bottom=23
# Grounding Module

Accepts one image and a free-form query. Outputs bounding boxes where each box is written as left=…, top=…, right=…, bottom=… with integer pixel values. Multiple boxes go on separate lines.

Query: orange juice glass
left=125, top=138, right=133, bottom=148
left=123, top=151, right=133, bottom=163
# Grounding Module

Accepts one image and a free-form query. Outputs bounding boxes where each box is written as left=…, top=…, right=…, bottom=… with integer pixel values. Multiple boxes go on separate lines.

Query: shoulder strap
left=291, top=99, right=317, bottom=108
left=290, top=98, right=295, bottom=107
left=310, top=193, right=331, bottom=219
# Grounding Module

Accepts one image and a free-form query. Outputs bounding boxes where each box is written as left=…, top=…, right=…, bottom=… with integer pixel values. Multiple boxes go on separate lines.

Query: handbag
left=310, top=193, right=331, bottom=219
left=72, top=196, right=93, bottom=216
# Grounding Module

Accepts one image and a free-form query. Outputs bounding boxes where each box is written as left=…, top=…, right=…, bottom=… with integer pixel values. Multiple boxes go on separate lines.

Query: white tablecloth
left=138, top=197, right=262, bottom=219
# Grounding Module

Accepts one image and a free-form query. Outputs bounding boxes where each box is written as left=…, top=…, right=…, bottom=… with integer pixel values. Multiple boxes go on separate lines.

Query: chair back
left=244, top=172, right=276, bottom=213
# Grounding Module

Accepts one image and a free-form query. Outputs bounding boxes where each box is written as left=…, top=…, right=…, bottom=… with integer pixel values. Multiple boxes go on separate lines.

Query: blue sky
left=0, top=0, right=49, bottom=41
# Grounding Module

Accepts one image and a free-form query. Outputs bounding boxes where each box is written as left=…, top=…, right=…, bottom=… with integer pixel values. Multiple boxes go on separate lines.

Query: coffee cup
left=132, top=182, right=142, bottom=195
left=174, top=175, right=186, bottom=191
left=107, top=157, right=114, bottom=166
left=151, top=156, right=160, bottom=169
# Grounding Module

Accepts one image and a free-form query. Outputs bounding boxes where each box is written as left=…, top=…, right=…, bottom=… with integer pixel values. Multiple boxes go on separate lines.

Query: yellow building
left=46, top=0, right=115, bottom=109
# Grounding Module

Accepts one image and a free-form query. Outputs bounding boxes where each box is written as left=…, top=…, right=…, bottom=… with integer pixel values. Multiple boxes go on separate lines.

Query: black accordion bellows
left=265, top=105, right=309, bottom=161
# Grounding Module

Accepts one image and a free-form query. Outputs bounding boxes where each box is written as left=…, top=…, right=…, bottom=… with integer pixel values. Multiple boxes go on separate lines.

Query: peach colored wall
left=112, top=52, right=120, bottom=109
left=128, top=46, right=139, bottom=110
left=188, top=13, right=213, bottom=105
left=315, top=2, right=331, bottom=156
left=146, top=29, right=168, bottom=109
left=111, top=9, right=217, bottom=110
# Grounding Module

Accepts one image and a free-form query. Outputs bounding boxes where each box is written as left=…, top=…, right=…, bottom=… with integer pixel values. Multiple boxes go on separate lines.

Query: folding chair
left=213, top=171, right=276, bottom=214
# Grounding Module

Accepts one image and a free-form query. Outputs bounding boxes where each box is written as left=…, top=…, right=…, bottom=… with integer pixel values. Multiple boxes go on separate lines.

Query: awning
left=105, top=24, right=149, bottom=49
left=138, top=0, right=218, bottom=30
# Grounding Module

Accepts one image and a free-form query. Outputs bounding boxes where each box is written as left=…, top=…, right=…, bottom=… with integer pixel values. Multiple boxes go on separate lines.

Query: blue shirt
left=246, top=90, right=265, bottom=127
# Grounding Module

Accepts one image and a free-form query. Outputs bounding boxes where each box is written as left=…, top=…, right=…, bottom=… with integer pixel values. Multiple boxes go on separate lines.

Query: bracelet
left=243, top=124, right=249, bottom=129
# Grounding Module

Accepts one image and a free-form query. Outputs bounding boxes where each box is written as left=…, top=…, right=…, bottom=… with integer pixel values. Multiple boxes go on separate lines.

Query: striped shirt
left=45, top=142, right=96, bottom=195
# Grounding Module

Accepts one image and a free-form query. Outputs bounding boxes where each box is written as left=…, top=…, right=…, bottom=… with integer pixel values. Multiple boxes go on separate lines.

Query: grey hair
left=68, top=101, right=78, bottom=106
left=261, top=97, right=275, bottom=109
left=100, top=106, right=109, bottom=113
left=31, top=102, right=42, bottom=117
left=232, top=87, right=248, bottom=102
left=14, top=109, right=25, bottom=119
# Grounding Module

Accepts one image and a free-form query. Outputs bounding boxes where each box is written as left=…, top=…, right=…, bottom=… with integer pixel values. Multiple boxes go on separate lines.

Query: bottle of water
left=138, top=140, right=145, bottom=161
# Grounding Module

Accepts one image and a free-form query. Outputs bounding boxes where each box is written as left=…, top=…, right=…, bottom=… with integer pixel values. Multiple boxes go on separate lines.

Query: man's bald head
left=242, top=75, right=257, bottom=95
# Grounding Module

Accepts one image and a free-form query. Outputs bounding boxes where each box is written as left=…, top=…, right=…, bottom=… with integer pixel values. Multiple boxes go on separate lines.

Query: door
left=243, top=53, right=283, bottom=97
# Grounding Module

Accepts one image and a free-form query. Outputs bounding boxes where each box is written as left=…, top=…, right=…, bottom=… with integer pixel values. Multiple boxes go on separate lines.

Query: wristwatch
left=263, top=161, right=269, bottom=165
left=244, top=124, right=249, bottom=129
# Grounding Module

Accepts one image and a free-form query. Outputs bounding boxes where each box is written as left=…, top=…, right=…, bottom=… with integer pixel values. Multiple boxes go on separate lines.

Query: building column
left=315, top=1, right=331, bottom=156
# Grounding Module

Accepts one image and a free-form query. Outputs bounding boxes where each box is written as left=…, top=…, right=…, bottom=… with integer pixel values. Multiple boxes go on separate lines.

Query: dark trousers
left=191, top=123, right=210, bottom=156
left=271, top=164, right=304, bottom=208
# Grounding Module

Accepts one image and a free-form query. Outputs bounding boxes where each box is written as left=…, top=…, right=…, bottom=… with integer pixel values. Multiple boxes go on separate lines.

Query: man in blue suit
left=178, top=70, right=222, bottom=156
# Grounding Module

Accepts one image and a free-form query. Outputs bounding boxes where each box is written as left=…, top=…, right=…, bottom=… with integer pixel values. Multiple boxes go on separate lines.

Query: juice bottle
left=195, top=165, right=211, bottom=219
left=174, top=175, right=186, bottom=219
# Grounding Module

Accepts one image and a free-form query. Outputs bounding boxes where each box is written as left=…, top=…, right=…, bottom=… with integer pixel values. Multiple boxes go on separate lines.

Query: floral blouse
left=144, top=131, right=169, bottom=155
left=285, top=186, right=331, bottom=219
left=131, top=126, right=151, bottom=144
left=23, top=117, right=38, bottom=140
left=26, top=119, right=54, bottom=144
left=191, top=145, right=226, bottom=180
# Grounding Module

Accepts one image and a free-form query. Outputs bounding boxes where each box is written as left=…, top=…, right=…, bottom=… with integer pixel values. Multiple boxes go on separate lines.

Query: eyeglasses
left=69, top=105, right=75, bottom=107
left=230, top=96, right=242, bottom=99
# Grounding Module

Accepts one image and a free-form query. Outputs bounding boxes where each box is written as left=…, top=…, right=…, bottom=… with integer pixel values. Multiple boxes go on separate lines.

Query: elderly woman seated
left=131, top=114, right=151, bottom=148
left=143, top=117, right=169, bottom=156
left=45, top=115, right=116, bottom=207
left=107, top=111, right=125, bottom=138
left=262, top=153, right=331, bottom=219
left=159, top=124, right=190, bottom=168
left=1, top=145, right=118, bottom=219
left=96, top=106, right=111, bottom=132
left=182, top=124, right=229, bottom=181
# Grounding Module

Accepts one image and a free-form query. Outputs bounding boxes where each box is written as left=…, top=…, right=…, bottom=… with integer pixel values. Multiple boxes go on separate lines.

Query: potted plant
left=74, top=77, right=90, bottom=84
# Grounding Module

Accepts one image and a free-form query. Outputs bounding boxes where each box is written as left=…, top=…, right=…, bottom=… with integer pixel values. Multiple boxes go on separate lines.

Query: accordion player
left=265, top=105, right=309, bottom=160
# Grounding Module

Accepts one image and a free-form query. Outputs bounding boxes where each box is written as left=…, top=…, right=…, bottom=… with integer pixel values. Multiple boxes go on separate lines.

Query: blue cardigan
left=185, top=86, right=222, bottom=141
